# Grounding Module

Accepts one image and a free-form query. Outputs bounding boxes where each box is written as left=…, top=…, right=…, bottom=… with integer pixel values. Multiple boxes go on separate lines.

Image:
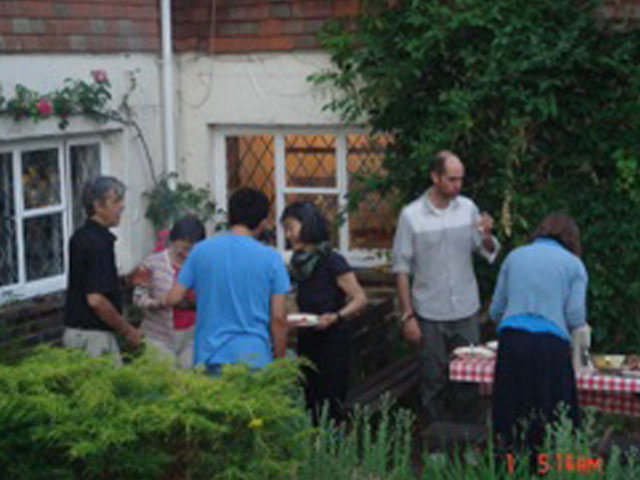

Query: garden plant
left=1, top=346, right=639, bottom=479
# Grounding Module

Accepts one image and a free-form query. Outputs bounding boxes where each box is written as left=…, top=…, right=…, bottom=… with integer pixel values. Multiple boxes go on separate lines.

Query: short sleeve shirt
left=296, top=252, right=353, bottom=314
left=178, top=234, right=291, bottom=369
left=64, top=219, right=122, bottom=331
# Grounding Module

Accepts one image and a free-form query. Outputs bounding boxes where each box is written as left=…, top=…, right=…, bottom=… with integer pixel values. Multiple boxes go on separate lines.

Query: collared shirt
left=391, top=190, right=499, bottom=321
left=64, top=219, right=122, bottom=331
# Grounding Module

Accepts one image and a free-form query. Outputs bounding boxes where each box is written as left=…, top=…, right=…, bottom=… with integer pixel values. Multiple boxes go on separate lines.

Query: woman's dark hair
left=228, top=187, right=270, bottom=230
left=280, top=202, right=329, bottom=245
left=169, top=215, right=206, bottom=244
left=531, top=212, right=582, bottom=257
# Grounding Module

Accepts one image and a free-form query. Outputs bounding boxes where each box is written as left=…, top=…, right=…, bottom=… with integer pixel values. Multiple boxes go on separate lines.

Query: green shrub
left=0, top=346, right=311, bottom=479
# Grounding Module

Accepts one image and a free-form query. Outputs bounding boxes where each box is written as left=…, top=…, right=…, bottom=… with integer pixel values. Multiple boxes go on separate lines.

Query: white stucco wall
left=0, top=50, right=359, bottom=298
left=0, top=54, right=164, bottom=278
left=175, top=51, right=344, bottom=191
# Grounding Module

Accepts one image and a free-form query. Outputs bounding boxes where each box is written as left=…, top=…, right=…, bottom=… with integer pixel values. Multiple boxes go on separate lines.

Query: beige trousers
left=62, top=327, right=122, bottom=366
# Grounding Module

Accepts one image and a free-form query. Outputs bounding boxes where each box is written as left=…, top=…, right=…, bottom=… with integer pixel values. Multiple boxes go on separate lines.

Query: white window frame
left=212, top=126, right=390, bottom=267
left=0, top=136, right=104, bottom=299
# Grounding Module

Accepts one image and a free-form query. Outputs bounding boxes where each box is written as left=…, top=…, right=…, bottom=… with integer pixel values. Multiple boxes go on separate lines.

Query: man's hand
left=402, top=315, right=422, bottom=346
left=476, top=212, right=494, bottom=238
left=124, top=327, right=144, bottom=349
left=129, top=265, right=152, bottom=287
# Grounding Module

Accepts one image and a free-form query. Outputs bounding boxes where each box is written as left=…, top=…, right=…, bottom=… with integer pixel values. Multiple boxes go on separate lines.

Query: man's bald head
left=429, top=150, right=465, bottom=200
left=429, top=150, right=463, bottom=176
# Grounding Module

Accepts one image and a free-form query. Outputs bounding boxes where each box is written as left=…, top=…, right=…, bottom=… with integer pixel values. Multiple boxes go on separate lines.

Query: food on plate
left=592, top=354, right=625, bottom=370
left=626, top=355, right=640, bottom=370
left=452, top=345, right=495, bottom=358
left=287, top=313, right=319, bottom=326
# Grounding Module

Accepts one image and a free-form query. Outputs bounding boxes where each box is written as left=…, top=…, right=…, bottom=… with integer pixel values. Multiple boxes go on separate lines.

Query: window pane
left=284, top=193, right=339, bottom=247
left=0, top=153, right=18, bottom=287
left=226, top=135, right=276, bottom=243
left=70, top=144, right=101, bottom=230
left=347, top=134, right=395, bottom=249
left=285, top=134, right=336, bottom=188
left=24, top=214, right=64, bottom=281
left=22, top=148, right=61, bottom=210
left=226, top=135, right=275, bottom=206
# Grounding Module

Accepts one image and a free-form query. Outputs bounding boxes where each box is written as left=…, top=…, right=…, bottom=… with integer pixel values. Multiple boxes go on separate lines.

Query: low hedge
left=0, top=346, right=311, bottom=480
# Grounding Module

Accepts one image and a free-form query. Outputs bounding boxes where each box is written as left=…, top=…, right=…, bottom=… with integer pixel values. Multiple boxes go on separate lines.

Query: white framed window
left=213, top=127, right=395, bottom=267
left=0, top=138, right=102, bottom=298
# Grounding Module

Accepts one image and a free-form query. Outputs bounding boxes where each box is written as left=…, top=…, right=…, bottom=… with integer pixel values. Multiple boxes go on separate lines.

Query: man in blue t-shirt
left=163, top=188, right=290, bottom=370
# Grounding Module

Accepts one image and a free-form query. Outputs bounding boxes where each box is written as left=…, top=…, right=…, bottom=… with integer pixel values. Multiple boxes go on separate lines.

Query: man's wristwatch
left=401, top=312, right=415, bottom=323
left=335, top=311, right=344, bottom=323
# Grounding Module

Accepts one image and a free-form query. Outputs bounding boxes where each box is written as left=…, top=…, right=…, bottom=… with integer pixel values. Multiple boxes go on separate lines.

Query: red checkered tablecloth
left=449, top=356, right=640, bottom=417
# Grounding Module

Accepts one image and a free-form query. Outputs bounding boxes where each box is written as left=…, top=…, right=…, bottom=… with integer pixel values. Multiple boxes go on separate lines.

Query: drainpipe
left=160, top=0, right=177, bottom=180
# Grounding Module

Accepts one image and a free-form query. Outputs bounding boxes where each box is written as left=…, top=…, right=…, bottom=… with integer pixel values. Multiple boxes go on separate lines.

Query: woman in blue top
left=490, top=212, right=588, bottom=460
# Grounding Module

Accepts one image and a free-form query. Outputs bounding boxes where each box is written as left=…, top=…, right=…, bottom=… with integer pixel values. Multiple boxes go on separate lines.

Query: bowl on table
left=592, top=354, right=626, bottom=371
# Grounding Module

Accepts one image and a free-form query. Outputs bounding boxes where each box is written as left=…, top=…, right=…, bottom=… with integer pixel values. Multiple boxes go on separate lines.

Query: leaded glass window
left=21, top=148, right=62, bottom=210
left=222, top=130, right=395, bottom=258
left=24, top=214, right=64, bottom=281
left=347, top=134, right=395, bottom=248
left=0, top=139, right=102, bottom=298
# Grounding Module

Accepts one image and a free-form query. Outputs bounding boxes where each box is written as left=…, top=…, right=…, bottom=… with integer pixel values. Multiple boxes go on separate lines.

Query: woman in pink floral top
left=133, top=216, right=205, bottom=368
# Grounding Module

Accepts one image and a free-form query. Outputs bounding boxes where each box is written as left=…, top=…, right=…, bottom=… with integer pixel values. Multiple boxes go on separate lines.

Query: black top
left=64, top=219, right=122, bottom=331
left=296, top=251, right=353, bottom=315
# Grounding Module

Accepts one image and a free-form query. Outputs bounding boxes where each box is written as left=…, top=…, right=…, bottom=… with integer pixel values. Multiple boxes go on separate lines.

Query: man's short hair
left=82, top=176, right=126, bottom=217
left=228, top=188, right=270, bottom=230
left=429, top=150, right=458, bottom=175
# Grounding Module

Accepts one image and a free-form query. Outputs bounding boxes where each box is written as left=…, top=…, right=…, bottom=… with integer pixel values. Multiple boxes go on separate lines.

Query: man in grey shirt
left=392, top=150, right=499, bottom=423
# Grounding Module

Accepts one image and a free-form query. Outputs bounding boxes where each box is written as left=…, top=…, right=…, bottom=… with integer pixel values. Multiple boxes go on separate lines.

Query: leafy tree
left=312, top=0, right=640, bottom=351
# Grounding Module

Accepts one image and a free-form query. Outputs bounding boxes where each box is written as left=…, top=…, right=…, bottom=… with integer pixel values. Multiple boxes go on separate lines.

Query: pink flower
left=92, top=69, right=108, bottom=83
left=37, top=98, right=52, bottom=116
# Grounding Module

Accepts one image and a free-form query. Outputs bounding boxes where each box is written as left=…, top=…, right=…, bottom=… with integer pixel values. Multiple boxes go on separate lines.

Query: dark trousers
left=417, top=313, right=481, bottom=424
left=298, top=324, right=350, bottom=425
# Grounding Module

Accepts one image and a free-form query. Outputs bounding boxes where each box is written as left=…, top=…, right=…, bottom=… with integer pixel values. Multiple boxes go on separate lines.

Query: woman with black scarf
left=281, top=202, right=367, bottom=424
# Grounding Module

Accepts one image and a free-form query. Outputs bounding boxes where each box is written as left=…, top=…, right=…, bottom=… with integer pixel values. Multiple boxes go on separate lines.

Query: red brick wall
left=0, top=1, right=637, bottom=57
left=174, top=0, right=360, bottom=53
left=0, top=0, right=160, bottom=53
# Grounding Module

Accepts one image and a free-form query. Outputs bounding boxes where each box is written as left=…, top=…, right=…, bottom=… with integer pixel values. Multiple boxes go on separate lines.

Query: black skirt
left=492, top=328, right=580, bottom=451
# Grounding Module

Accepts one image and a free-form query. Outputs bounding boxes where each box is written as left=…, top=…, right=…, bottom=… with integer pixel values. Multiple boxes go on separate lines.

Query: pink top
left=133, top=250, right=195, bottom=348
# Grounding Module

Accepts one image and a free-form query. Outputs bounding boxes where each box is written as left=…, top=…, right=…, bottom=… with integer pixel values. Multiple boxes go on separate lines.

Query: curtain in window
left=70, top=144, right=101, bottom=231
left=0, top=153, right=18, bottom=287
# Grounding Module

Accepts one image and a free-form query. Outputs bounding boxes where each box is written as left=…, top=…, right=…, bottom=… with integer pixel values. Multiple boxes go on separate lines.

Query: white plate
left=287, top=313, right=319, bottom=327
left=453, top=345, right=496, bottom=358
left=486, top=340, right=498, bottom=351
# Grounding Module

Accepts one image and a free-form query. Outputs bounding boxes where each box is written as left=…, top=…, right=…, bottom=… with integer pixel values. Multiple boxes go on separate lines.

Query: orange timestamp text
left=505, top=453, right=603, bottom=475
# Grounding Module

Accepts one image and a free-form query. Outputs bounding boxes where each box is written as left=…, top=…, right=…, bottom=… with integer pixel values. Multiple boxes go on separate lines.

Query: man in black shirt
left=63, top=176, right=142, bottom=362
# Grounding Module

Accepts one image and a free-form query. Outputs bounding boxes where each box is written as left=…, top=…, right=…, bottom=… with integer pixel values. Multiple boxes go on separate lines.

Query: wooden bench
left=345, top=294, right=420, bottom=411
